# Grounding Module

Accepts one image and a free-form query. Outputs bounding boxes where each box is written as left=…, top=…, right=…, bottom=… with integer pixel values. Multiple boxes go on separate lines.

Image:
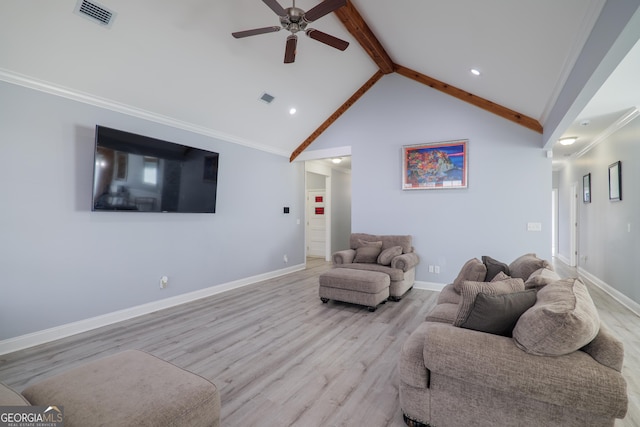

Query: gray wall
left=556, top=115, right=640, bottom=305
left=0, top=81, right=305, bottom=340
left=307, top=73, right=552, bottom=284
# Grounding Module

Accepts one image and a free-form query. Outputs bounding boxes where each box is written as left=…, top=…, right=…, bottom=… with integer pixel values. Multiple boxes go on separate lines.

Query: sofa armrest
left=391, top=252, right=419, bottom=271
left=423, top=322, right=628, bottom=418
left=332, top=249, right=356, bottom=265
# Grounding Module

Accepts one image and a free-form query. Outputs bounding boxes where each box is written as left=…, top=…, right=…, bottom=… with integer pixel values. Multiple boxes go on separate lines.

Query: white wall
left=307, top=73, right=552, bottom=284
left=556, top=114, right=640, bottom=306
left=0, top=81, right=305, bottom=341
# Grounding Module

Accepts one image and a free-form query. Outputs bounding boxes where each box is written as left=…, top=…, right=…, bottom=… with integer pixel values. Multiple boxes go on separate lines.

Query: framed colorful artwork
left=402, top=139, right=468, bottom=190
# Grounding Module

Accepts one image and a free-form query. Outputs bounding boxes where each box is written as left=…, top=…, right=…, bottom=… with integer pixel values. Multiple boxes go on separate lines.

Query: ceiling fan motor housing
left=280, top=7, right=308, bottom=33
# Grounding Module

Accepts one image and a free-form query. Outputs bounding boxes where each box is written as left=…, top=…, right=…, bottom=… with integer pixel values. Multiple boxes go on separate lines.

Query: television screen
left=92, top=125, right=219, bottom=213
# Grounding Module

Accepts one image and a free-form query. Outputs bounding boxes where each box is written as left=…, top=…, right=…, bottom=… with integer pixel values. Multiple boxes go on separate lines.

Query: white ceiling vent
left=259, top=92, right=275, bottom=104
left=74, top=0, right=116, bottom=28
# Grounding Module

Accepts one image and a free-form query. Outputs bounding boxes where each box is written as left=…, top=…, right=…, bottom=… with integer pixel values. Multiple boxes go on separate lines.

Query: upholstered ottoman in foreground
left=21, top=349, right=220, bottom=427
left=319, top=268, right=390, bottom=311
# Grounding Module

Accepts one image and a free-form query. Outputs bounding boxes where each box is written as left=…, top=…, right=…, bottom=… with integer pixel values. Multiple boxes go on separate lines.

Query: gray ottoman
left=319, top=268, right=390, bottom=311
left=21, top=349, right=220, bottom=427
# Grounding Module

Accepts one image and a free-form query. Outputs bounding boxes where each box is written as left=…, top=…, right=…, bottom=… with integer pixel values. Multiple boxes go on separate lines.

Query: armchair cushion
left=391, top=252, right=420, bottom=271
left=513, top=278, right=600, bottom=356
left=377, top=246, right=403, bottom=265
left=353, top=240, right=382, bottom=263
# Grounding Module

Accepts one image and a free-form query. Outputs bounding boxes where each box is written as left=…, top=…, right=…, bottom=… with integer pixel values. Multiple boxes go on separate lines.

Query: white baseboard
left=414, top=280, right=446, bottom=292
left=0, top=263, right=305, bottom=356
left=578, top=267, right=640, bottom=318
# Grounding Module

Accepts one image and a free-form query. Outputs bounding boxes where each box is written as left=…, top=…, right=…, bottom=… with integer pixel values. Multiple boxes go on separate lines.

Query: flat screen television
left=92, top=125, right=219, bottom=213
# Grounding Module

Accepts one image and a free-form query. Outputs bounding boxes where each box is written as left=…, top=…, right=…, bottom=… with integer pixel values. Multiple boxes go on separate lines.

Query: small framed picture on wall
left=608, top=161, right=622, bottom=201
left=583, top=173, right=591, bottom=203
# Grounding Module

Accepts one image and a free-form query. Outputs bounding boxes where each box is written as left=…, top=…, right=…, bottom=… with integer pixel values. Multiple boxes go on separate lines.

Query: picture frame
left=402, top=139, right=468, bottom=190
left=608, top=161, right=622, bottom=201
left=583, top=173, right=591, bottom=203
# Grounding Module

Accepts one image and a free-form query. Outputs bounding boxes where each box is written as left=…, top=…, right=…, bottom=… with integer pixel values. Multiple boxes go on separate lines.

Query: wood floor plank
left=1, top=257, right=638, bottom=426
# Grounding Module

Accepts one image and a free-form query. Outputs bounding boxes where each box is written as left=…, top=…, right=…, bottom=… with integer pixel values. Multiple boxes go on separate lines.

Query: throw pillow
left=353, top=240, right=383, bottom=263
left=491, top=271, right=511, bottom=282
left=452, top=258, right=487, bottom=293
left=482, top=255, right=510, bottom=281
left=524, top=267, right=561, bottom=290
left=508, top=253, right=552, bottom=280
left=460, top=290, right=537, bottom=336
left=512, top=278, right=600, bottom=356
left=377, top=245, right=403, bottom=266
left=453, top=278, right=525, bottom=327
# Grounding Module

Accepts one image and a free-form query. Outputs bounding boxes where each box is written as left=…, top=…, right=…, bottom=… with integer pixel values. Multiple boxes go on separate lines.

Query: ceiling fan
left=232, top=0, right=349, bottom=64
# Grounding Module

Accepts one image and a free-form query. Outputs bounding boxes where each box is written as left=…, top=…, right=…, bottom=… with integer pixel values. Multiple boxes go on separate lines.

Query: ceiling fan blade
left=306, top=29, right=349, bottom=51
left=303, top=0, right=347, bottom=22
left=232, top=26, right=281, bottom=39
left=262, top=0, right=287, bottom=16
left=284, top=34, right=297, bottom=63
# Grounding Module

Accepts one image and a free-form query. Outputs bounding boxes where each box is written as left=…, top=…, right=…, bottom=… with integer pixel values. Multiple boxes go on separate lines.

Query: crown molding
left=0, top=68, right=290, bottom=158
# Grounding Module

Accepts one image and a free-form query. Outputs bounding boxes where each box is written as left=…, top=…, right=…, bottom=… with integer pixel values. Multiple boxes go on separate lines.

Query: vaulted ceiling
left=1, top=0, right=639, bottom=167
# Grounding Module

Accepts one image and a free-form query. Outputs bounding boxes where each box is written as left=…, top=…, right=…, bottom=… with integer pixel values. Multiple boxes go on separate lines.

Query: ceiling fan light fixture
left=559, top=137, right=578, bottom=146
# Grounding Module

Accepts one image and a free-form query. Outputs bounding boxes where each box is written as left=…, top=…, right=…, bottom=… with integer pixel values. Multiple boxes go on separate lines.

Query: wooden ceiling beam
left=289, top=2, right=542, bottom=161
left=289, top=70, right=385, bottom=162
left=334, top=1, right=395, bottom=74
left=395, top=64, right=543, bottom=133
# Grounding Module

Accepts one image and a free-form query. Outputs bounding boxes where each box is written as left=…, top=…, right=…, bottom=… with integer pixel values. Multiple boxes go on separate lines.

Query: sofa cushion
left=377, top=245, right=403, bottom=266
left=513, top=278, right=600, bottom=356
left=0, top=382, right=30, bottom=406
left=481, top=255, right=510, bottom=281
left=452, top=258, right=487, bottom=293
left=459, top=289, right=537, bottom=336
left=353, top=240, right=382, bottom=263
left=524, top=267, right=561, bottom=290
left=453, top=278, right=525, bottom=327
left=508, top=253, right=552, bottom=280
left=334, top=263, right=405, bottom=282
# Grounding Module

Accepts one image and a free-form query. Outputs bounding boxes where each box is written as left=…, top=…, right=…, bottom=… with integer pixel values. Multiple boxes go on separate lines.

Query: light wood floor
left=0, top=258, right=638, bottom=426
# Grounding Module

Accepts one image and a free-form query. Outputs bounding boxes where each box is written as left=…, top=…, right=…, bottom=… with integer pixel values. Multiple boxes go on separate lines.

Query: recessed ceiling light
left=559, top=137, right=578, bottom=146
left=331, top=157, right=342, bottom=164
left=470, top=68, right=481, bottom=76
left=289, top=108, right=297, bottom=115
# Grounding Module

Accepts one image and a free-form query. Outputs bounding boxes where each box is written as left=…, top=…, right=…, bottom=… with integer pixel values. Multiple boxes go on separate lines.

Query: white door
left=307, top=190, right=326, bottom=257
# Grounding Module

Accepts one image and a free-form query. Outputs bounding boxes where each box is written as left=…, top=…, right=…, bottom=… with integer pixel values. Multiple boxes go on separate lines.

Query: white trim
left=414, top=280, right=446, bottom=292
left=578, top=267, right=640, bottom=318
left=294, top=146, right=352, bottom=162
left=573, top=107, right=640, bottom=159
left=0, top=263, right=305, bottom=356
left=0, top=68, right=290, bottom=158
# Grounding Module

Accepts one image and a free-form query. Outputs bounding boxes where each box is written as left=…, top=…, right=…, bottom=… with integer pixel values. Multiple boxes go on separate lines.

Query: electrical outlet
left=160, top=276, right=168, bottom=289
left=428, top=265, right=434, bottom=273
left=434, top=266, right=440, bottom=274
